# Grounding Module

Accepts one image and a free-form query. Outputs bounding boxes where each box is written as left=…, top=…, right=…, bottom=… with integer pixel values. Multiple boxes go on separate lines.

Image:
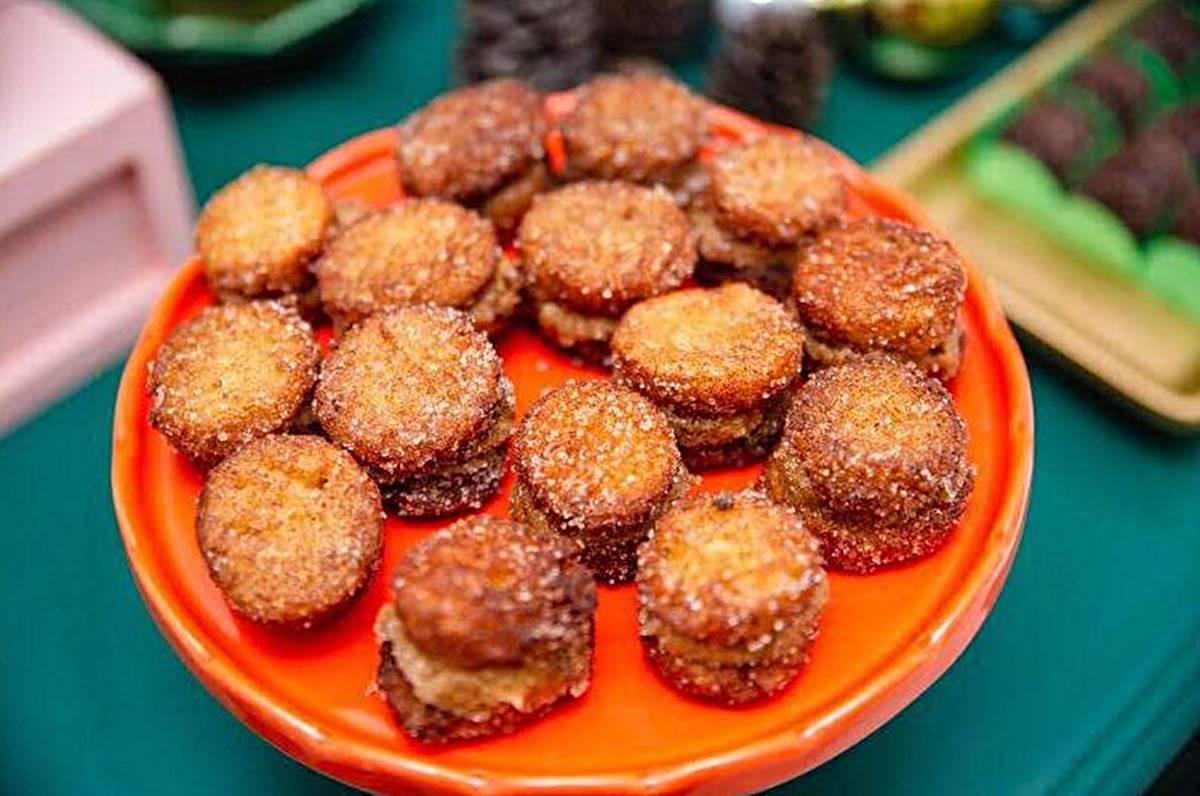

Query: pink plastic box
left=0, top=1, right=193, bottom=434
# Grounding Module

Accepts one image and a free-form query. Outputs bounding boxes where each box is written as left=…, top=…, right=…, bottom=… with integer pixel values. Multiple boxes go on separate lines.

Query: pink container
left=0, top=1, right=193, bottom=433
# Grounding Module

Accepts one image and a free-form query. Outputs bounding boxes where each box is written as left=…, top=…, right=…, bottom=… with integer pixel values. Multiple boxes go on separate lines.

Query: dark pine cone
left=457, top=0, right=601, bottom=91
left=596, top=0, right=710, bottom=60
left=707, top=4, right=834, bottom=130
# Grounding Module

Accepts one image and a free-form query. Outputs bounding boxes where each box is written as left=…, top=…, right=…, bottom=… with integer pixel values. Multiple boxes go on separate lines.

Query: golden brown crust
left=313, top=306, right=510, bottom=481
left=480, top=163, right=553, bottom=233
left=762, top=356, right=974, bottom=572
left=562, top=73, right=707, bottom=184
left=637, top=490, right=828, bottom=704
left=661, top=393, right=789, bottom=470
left=688, top=193, right=794, bottom=271
left=396, top=78, right=544, bottom=203
left=611, top=284, right=804, bottom=416
left=381, top=385, right=514, bottom=517
left=530, top=299, right=620, bottom=363
left=792, top=217, right=967, bottom=378
left=196, top=165, right=333, bottom=299
left=196, top=435, right=383, bottom=626
left=801, top=318, right=964, bottom=383
left=315, top=200, right=504, bottom=329
left=709, top=136, right=845, bottom=247
left=513, top=381, right=687, bottom=531
left=392, top=515, right=595, bottom=667
left=519, top=181, right=696, bottom=317
left=147, top=301, right=320, bottom=468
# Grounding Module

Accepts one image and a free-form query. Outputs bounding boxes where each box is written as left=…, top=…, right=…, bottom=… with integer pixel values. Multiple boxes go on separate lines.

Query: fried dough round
left=762, top=356, right=974, bottom=573
left=612, top=284, right=804, bottom=415
left=792, top=217, right=967, bottom=380
left=196, top=165, right=333, bottom=299
left=314, top=305, right=510, bottom=482
left=511, top=380, right=692, bottom=583
left=315, top=200, right=514, bottom=331
left=375, top=516, right=595, bottom=743
left=147, top=301, right=319, bottom=468
left=562, top=73, right=706, bottom=184
left=638, top=490, right=828, bottom=704
left=382, top=381, right=515, bottom=517
left=520, top=181, right=696, bottom=317
left=709, top=135, right=845, bottom=247
left=396, top=78, right=544, bottom=203
left=196, top=434, right=383, bottom=627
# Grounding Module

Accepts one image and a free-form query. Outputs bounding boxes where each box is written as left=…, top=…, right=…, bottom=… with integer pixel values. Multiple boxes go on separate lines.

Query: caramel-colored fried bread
left=315, top=200, right=506, bottom=329
left=520, top=181, right=695, bottom=316
left=612, top=284, right=804, bottom=416
left=513, top=381, right=687, bottom=531
left=376, top=516, right=595, bottom=743
left=148, top=301, right=319, bottom=467
left=763, top=356, right=974, bottom=572
left=197, top=435, right=383, bottom=626
left=314, top=306, right=509, bottom=482
left=197, top=165, right=333, bottom=298
left=563, top=73, right=706, bottom=184
left=638, top=490, right=828, bottom=704
left=396, top=78, right=544, bottom=202
left=393, top=516, right=594, bottom=667
left=792, top=217, right=966, bottom=378
left=709, top=135, right=844, bottom=247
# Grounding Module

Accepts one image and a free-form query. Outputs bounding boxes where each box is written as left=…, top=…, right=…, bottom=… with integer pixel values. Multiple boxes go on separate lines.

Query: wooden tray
left=874, top=0, right=1200, bottom=430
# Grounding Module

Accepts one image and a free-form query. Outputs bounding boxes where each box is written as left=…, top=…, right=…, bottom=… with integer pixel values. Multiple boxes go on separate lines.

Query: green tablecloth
left=3, top=3, right=1198, bottom=793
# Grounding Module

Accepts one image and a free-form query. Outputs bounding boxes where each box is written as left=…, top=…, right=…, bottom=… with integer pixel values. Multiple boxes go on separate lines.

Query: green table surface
left=4, top=3, right=1199, bottom=794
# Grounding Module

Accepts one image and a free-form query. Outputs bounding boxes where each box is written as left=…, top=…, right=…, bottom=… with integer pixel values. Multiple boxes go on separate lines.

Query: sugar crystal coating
left=709, top=135, right=845, bottom=247
left=314, top=305, right=510, bottom=481
left=147, top=300, right=319, bottom=467
left=763, top=355, right=974, bottom=572
left=563, top=73, right=707, bottom=184
left=793, top=216, right=966, bottom=379
left=316, top=200, right=507, bottom=329
left=520, top=181, right=696, bottom=317
left=397, top=78, right=545, bottom=202
left=196, top=165, right=333, bottom=298
left=197, top=434, right=384, bottom=627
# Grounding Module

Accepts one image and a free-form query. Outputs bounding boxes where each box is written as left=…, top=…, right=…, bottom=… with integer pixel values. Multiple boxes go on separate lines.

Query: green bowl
left=64, top=0, right=375, bottom=63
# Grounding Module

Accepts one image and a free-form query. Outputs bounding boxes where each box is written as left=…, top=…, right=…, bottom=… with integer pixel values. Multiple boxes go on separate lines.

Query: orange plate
left=112, top=101, right=1034, bottom=795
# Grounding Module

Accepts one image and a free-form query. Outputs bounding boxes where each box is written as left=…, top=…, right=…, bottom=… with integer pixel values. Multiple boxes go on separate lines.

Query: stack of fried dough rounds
left=763, top=356, right=975, bottom=573
left=792, top=217, right=968, bottom=381
left=561, top=72, right=707, bottom=188
left=512, top=380, right=693, bottom=584
left=375, top=516, right=596, bottom=743
left=611, top=283, right=804, bottom=469
left=638, top=490, right=829, bottom=704
left=147, top=301, right=319, bottom=468
left=314, top=306, right=515, bottom=518
left=689, top=134, right=846, bottom=298
left=144, top=74, right=978, bottom=744
left=197, top=435, right=384, bottom=628
left=315, top=199, right=521, bottom=334
left=518, top=181, right=697, bottom=361
left=196, top=165, right=333, bottom=303
left=395, top=78, right=548, bottom=233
